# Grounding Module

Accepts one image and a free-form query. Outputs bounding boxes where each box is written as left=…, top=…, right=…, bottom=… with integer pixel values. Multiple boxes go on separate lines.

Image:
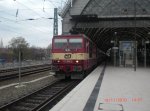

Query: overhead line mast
left=53, top=8, right=58, bottom=36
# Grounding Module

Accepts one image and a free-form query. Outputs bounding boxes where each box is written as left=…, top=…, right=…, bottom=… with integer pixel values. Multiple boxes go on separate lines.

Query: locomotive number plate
left=64, top=54, right=71, bottom=59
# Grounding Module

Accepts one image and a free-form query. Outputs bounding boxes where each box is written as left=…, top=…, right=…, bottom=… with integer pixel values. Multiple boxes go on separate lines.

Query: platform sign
left=120, top=41, right=133, bottom=51
left=119, top=41, right=134, bottom=67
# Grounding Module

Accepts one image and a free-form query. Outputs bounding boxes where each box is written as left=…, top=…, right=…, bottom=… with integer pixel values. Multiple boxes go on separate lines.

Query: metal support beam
left=134, top=0, right=137, bottom=71
left=144, top=42, right=147, bottom=68
left=70, top=0, right=73, bottom=7
left=144, top=41, right=150, bottom=68
left=75, top=20, right=150, bottom=29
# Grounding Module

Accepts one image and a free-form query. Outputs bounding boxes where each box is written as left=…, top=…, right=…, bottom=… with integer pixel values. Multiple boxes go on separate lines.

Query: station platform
left=50, top=65, right=150, bottom=111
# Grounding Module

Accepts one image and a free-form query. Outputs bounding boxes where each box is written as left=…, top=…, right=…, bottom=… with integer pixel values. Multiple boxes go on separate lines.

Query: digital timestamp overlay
left=103, top=97, right=143, bottom=103
left=98, top=98, right=143, bottom=111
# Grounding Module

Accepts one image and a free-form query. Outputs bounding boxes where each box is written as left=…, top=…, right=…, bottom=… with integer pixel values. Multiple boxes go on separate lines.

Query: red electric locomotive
left=52, top=34, right=105, bottom=79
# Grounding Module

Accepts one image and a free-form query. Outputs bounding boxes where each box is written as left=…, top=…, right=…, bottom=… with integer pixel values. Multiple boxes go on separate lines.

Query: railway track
left=0, top=64, right=52, bottom=81
left=0, top=64, right=51, bottom=73
left=0, top=80, right=80, bottom=111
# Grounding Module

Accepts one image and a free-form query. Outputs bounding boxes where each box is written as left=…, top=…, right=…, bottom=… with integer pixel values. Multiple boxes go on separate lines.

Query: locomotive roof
left=53, top=34, right=94, bottom=44
left=53, top=34, right=84, bottom=37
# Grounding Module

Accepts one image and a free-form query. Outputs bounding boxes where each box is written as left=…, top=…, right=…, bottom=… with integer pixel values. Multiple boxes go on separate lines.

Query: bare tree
left=9, top=37, right=29, bottom=61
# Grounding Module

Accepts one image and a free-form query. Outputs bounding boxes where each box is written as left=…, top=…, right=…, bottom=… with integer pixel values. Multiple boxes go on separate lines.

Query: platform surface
left=50, top=66, right=150, bottom=111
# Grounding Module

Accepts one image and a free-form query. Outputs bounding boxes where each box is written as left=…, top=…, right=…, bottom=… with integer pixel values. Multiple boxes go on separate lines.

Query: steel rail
left=0, top=80, right=80, bottom=111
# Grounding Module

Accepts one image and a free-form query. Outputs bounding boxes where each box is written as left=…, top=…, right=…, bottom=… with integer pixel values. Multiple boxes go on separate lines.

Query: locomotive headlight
left=76, top=60, right=79, bottom=63
left=57, top=60, right=60, bottom=63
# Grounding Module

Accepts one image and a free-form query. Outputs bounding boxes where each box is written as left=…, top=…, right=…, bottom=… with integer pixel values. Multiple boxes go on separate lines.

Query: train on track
left=52, top=34, right=107, bottom=79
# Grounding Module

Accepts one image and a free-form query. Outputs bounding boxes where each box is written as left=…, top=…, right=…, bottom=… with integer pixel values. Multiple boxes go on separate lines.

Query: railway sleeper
left=30, top=96, right=46, bottom=101
left=24, top=99, right=42, bottom=104
left=9, top=105, right=30, bottom=111
left=35, top=94, right=52, bottom=98
left=16, top=102, right=36, bottom=108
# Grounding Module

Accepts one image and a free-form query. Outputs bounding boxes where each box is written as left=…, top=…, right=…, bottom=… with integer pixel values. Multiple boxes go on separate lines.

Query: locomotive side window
left=69, top=38, right=82, bottom=49
left=54, top=39, right=67, bottom=49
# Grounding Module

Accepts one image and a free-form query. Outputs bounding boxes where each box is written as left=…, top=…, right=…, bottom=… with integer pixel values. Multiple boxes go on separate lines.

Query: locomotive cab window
left=69, top=38, right=82, bottom=49
left=54, top=39, right=67, bottom=49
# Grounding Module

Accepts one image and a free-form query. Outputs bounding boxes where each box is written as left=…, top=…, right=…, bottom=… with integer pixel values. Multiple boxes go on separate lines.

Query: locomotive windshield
left=69, top=38, right=82, bottom=49
left=54, top=38, right=82, bottom=49
left=54, top=39, right=67, bottom=49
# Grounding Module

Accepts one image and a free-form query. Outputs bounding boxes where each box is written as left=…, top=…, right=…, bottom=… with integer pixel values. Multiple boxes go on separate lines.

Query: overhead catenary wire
left=0, top=15, right=56, bottom=22
left=0, top=0, right=65, bottom=19
left=0, top=16, right=17, bottom=22
left=48, top=0, right=58, bottom=8
left=0, top=0, right=63, bottom=22
left=0, top=16, right=53, bottom=34
left=0, top=10, right=18, bottom=17
left=14, top=1, right=45, bottom=18
left=27, top=0, right=37, bottom=6
left=0, top=20, right=52, bottom=35
left=0, top=28, right=30, bottom=39
left=14, top=0, right=60, bottom=19
left=0, top=28, right=52, bottom=48
left=0, top=0, right=62, bottom=40
left=12, top=0, right=55, bottom=23
left=27, top=0, right=47, bottom=14
left=0, top=8, right=55, bottom=11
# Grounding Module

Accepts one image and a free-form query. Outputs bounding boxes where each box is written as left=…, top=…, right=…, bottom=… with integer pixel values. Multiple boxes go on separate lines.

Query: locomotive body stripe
left=52, top=53, right=96, bottom=60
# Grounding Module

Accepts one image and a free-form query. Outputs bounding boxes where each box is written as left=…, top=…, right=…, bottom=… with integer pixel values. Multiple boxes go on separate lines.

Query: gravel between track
left=0, top=71, right=57, bottom=106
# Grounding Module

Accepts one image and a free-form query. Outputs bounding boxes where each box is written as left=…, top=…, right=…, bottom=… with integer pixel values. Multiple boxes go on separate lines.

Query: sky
left=0, top=0, right=68, bottom=48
